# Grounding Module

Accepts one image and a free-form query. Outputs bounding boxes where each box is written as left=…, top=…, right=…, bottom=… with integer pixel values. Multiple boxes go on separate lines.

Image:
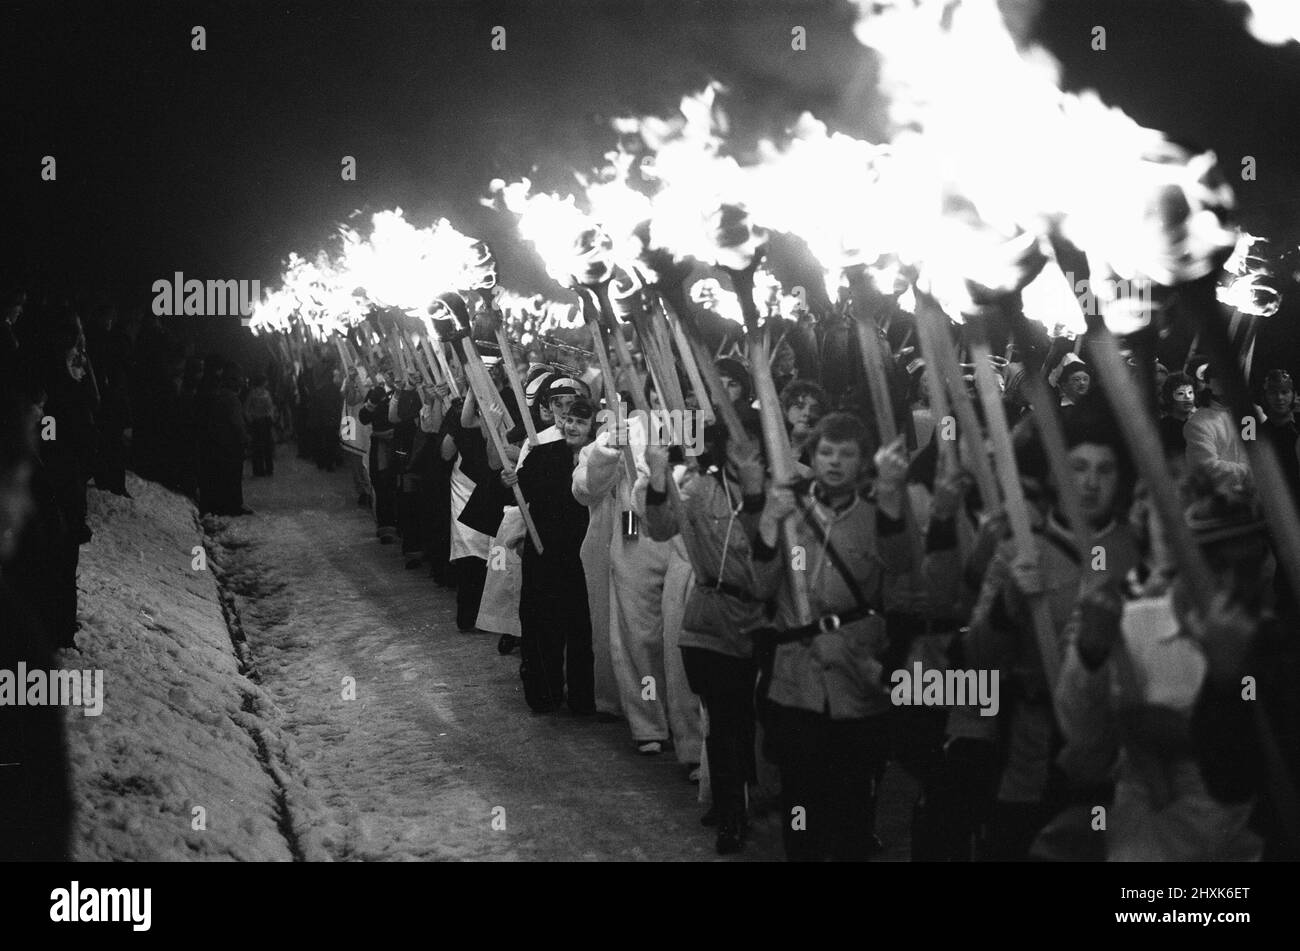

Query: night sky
left=6, top=0, right=1300, bottom=362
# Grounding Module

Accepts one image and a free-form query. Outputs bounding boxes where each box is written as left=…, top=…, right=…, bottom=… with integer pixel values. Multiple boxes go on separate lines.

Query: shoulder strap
left=794, top=495, right=876, bottom=612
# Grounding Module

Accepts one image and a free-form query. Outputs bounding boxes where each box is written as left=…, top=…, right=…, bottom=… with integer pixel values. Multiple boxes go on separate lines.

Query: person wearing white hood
left=1183, top=362, right=1251, bottom=491
left=573, top=392, right=703, bottom=764
left=570, top=386, right=627, bottom=722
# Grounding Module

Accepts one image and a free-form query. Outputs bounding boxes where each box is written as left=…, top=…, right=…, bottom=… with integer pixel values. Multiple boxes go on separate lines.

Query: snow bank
left=63, top=475, right=314, bottom=861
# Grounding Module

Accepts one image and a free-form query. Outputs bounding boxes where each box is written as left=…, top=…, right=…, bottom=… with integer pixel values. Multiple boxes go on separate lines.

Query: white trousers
left=608, top=530, right=703, bottom=763
left=581, top=498, right=622, bottom=716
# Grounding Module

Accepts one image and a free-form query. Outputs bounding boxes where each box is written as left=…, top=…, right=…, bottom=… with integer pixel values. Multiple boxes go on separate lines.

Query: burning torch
left=710, top=203, right=813, bottom=627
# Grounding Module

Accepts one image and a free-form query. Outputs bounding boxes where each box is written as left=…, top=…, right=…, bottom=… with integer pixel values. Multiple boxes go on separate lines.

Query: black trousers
left=452, top=555, right=487, bottom=631
left=313, top=425, right=338, bottom=470
left=0, top=586, right=72, bottom=860
left=249, top=418, right=274, bottom=475
left=223, top=453, right=245, bottom=513
left=371, top=464, right=397, bottom=535
left=295, top=404, right=313, bottom=457
left=93, top=429, right=128, bottom=494
left=913, top=736, right=1000, bottom=861
left=419, top=463, right=450, bottom=583
left=198, top=455, right=217, bottom=514
left=682, top=646, right=756, bottom=821
left=0, top=697, right=71, bottom=859
left=519, top=554, right=594, bottom=713
left=35, top=532, right=83, bottom=648
left=979, top=800, right=1062, bottom=862
left=767, top=703, right=891, bottom=862
left=398, top=474, right=424, bottom=557
left=199, top=451, right=244, bottom=515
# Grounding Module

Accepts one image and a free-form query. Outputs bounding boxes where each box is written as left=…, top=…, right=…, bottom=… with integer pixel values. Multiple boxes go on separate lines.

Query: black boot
left=715, top=815, right=745, bottom=855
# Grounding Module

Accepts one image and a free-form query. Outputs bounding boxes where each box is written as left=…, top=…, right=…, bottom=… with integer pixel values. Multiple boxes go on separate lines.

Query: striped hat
left=525, top=369, right=557, bottom=406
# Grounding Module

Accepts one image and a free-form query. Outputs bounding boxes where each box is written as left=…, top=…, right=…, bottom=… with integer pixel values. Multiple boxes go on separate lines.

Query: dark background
left=4, top=0, right=1299, bottom=368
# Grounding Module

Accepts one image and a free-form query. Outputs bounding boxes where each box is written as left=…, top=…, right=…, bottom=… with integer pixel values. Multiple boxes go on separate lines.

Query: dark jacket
left=203, top=387, right=247, bottom=458
left=40, top=371, right=97, bottom=533
left=1262, top=417, right=1300, bottom=501
left=309, top=376, right=343, bottom=431
left=390, top=388, right=422, bottom=459
left=85, top=323, right=133, bottom=431
left=1158, top=413, right=1189, bottom=458
left=359, top=396, right=393, bottom=472
left=517, top=438, right=589, bottom=561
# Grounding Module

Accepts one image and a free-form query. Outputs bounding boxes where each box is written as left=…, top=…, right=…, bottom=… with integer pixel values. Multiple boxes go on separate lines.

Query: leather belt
left=766, top=604, right=880, bottom=646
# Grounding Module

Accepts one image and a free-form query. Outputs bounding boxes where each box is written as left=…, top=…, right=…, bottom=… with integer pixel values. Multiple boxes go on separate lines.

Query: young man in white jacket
left=1184, top=365, right=1250, bottom=489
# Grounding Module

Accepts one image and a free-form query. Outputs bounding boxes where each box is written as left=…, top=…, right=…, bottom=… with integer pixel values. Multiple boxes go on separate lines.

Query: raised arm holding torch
left=435, top=293, right=545, bottom=554
left=720, top=252, right=813, bottom=628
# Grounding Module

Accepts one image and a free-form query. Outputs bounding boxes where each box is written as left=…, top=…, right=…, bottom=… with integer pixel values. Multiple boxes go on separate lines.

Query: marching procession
left=4, top=0, right=1300, bottom=867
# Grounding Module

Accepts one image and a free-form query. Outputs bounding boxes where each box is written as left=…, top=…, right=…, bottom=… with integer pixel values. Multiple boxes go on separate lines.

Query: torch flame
left=494, top=178, right=619, bottom=286
left=339, top=210, right=481, bottom=312
left=278, top=249, right=367, bottom=336
left=1218, top=232, right=1282, bottom=317
left=851, top=0, right=1241, bottom=333
left=248, top=285, right=295, bottom=335
left=689, top=277, right=744, bottom=326
left=1234, top=0, right=1300, bottom=45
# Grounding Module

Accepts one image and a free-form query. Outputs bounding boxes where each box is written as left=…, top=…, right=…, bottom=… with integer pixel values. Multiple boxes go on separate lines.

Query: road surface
left=218, top=451, right=914, bottom=861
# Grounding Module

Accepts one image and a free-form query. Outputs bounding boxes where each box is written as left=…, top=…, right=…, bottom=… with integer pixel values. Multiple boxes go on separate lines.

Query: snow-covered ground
left=219, top=457, right=792, bottom=861
left=63, top=475, right=317, bottom=861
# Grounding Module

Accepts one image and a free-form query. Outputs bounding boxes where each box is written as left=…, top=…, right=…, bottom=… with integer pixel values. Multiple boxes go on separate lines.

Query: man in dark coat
left=310, top=362, right=343, bottom=472
left=358, top=384, right=397, bottom=541
left=37, top=313, right=98, bottom=647
left=200, top=363, right=249, bottom=516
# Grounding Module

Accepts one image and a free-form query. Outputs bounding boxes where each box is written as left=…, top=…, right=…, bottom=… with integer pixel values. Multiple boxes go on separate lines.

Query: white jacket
left=1183, top=404, right=1249, bottom=486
